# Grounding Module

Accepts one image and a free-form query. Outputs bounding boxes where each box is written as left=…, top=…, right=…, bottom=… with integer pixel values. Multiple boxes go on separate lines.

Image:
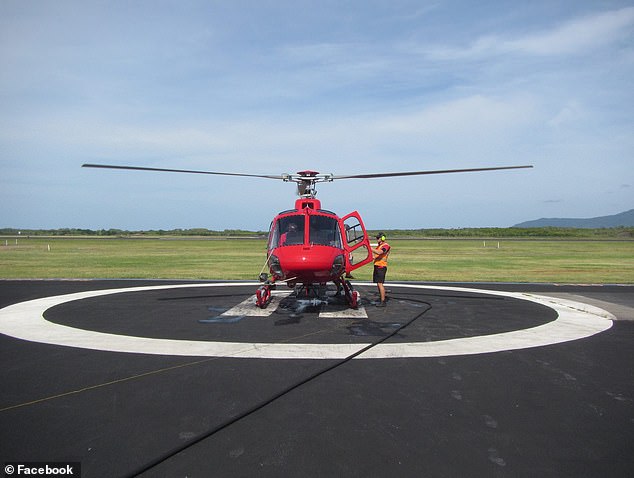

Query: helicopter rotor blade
left=83, top=163, right=533, bottom=183
left=332, top=165, right=533, bottom=180
left=82, top=163, right=283, bottom=180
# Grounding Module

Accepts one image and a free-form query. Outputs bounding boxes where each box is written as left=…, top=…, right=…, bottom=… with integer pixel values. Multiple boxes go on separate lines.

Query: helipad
left=0, top=282, right=613, bottom=358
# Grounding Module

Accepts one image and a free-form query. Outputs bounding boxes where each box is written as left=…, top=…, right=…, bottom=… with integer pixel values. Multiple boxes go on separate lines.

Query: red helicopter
left=82, top=163, right=532, bottom=309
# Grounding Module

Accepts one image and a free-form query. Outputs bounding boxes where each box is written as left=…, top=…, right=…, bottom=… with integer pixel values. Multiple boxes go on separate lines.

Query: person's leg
left=374, top=266, right=387, bottom=306
left=377, top=282, right=385, bottom=302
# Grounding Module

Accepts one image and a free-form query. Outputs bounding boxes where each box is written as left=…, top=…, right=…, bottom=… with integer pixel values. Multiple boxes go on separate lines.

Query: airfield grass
left=1, top=237, right=633, bottom=283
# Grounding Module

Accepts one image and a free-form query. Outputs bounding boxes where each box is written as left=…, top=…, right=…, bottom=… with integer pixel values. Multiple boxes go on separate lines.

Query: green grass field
left=1, top=237, right=633, bottom=283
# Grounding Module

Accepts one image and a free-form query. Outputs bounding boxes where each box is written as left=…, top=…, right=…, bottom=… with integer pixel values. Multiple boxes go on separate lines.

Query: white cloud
left=424, top=6, right=634, bottom=60
left=547, top=101, right=586, bottom=127
left=505, top=6, right=634, bottom=55
left=375, top=95, right=537, bottom=134
left=1, top=2, right=632, bottom=229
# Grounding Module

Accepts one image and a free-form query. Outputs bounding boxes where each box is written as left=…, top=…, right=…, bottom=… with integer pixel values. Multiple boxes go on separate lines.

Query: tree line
left=0, top=228, right=266, bottom=237
left=1, top=226, right=632, bottom=239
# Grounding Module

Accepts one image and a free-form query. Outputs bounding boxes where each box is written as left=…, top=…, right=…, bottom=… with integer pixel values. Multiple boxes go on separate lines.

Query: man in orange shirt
left=371, top=232, right=390, bottom=307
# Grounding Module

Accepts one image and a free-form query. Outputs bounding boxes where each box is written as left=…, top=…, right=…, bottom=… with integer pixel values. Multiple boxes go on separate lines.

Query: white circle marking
left=0, top=282, right=614, bottom=359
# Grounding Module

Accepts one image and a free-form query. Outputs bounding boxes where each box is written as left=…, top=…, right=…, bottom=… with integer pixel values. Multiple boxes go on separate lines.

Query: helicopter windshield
left=271, top=216, right=305, bottom=247
left=309, top=215, right=342, bottom=248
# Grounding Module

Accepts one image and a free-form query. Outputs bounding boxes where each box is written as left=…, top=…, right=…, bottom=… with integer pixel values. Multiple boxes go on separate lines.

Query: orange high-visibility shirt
left=373, top=242, right=390, bottom=267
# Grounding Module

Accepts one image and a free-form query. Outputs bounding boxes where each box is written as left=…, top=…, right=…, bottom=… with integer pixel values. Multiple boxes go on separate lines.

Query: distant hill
left=513, top=209, right=634, bottom=228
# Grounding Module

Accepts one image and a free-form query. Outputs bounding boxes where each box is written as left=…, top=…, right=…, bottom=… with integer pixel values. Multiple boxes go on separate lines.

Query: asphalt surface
left=0, top=280, right=633, bottom=477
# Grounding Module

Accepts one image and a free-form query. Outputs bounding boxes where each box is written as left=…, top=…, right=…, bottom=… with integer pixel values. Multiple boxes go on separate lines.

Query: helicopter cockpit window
left=309, top=215, right=342, bottom=248
left=273, top=216, right=305, bottom=247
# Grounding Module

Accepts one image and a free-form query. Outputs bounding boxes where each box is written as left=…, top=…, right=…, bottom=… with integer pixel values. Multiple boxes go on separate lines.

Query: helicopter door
left=339, top=212, right=373, bottom=271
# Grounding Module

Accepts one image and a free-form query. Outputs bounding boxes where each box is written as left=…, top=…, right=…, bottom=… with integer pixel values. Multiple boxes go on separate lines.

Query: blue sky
left=1, top=1, right=632, bottom=230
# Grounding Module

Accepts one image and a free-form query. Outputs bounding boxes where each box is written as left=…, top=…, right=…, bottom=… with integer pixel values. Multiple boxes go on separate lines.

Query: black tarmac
left=1, top=280, right=633, bottom=477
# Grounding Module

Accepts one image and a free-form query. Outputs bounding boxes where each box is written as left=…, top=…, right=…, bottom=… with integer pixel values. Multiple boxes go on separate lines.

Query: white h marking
left=220, top=291, right=368, bottom=319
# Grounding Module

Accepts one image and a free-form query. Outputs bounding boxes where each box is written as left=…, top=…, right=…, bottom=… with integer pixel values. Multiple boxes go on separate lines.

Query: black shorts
left=373, top=266, right=387, bottom=283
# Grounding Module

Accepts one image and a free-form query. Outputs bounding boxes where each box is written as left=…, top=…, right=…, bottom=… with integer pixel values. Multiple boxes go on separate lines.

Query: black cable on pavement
left=126, top=295, right=432, bottom=478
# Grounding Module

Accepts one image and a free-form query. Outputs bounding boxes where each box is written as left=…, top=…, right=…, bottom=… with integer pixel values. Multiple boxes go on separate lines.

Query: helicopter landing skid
left=293, top=283, right=327, bottom=301
left=335, top=278, right=359, bottom=309
left=256, top=281, right=276, bottom=309
left=257, top=279, right=358, bottom=310
left=290, top=281, right=360, bottom=310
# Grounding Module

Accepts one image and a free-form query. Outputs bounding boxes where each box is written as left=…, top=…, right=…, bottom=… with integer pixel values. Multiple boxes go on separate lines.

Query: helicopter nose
left=273, top=246, right=341, bottom=281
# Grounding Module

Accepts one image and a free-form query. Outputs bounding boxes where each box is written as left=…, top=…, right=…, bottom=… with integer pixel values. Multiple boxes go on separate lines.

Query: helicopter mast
left=283, top=170, right=334, bottom=198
